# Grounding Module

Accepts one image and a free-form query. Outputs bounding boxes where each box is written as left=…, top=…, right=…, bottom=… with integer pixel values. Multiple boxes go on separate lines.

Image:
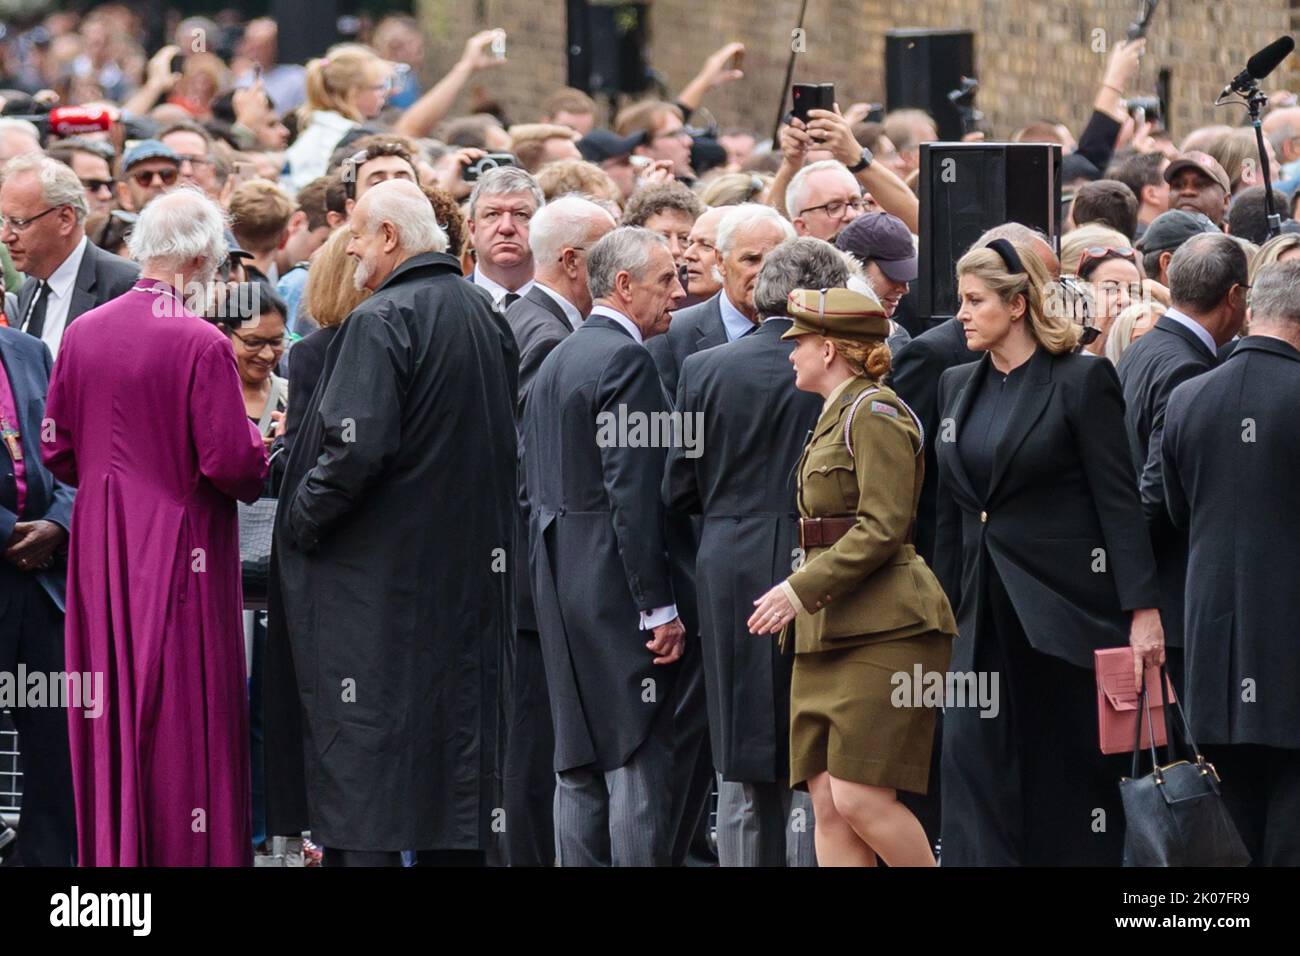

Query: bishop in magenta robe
left=41, top=280, right=268, bottom=866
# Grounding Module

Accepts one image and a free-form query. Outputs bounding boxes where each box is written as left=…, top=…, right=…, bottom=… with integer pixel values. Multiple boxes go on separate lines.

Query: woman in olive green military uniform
left=748, top=288, right=957, bottom=867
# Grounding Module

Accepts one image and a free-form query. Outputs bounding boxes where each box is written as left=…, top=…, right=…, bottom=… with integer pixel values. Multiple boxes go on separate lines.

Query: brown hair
left=229, top=179, right=296, bottom=253
left=304, top=227, right=369, bottom=328
left=827, top=336, right=892, bottom=381
left=509, top=123, right=579, bottom=173
left=295, top=176, right=332, bottom=232
left=423, top=184, right=466, bottom=257
left=536, top=159, right=622, bottom=206
left=614, top=99, right=683, bottom=139
left=301, top=45, right=384, bottom=124
left=620, top=181, right=703, bottom=227
left=543, top=87, right=598, bottom=121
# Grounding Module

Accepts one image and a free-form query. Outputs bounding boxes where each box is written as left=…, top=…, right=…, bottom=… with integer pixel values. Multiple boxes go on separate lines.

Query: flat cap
left=781, top=287, right=889, bottom=340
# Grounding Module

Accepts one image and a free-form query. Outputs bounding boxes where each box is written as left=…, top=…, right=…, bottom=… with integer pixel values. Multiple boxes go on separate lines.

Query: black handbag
left=238, top=446, right=283, bottom=609
left=1118, top=669, right=1250, bottom=867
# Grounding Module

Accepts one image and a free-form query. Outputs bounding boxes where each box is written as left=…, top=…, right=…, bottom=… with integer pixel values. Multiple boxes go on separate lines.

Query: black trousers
left=940, top=560, right=1128, bottom=866
left=1201, top=743, right=1300, bottom=866
left=502, top=629, right=555, bottom=866
left=0, top=568, right=75, bottom=866
left=667, top=636, right=716, bottom=866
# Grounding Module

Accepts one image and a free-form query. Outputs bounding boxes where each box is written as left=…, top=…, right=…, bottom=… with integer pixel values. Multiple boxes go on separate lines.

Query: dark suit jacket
left=524, top=313, right=678, bottom=772
left=0, top=327, right=74, bottom=612
left=282, top=324, right=339, bottom=454
left=935, top=348, right=1159, bottom=668
left=663, top=317, right=819, bottom=782
left=647, top=292, right=725, bottom=399
left=1116, top=314, right=1218, bottom=648
left=1162, top=336, right=1300, bottom=749
left=891, top=318, right=978, bottom=568
left=506, top=285, right=578, bottom=633
left=16, top=239, right=138, bottom=339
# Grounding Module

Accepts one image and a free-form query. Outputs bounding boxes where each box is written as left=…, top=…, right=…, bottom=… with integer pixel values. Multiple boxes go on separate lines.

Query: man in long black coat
left=1161, top=260, right=1300, bottom=865
left=524, top=226, right=686, bottom=866
left=663, top=237, right=845, bottom=865
left=1117, top=234, right=1248, bottom=694
left=273, top=180, right=517, bottom=866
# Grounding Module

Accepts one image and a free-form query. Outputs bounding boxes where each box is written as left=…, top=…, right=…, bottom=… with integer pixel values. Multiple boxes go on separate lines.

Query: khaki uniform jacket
left=785, top=376, right=956, bottom=654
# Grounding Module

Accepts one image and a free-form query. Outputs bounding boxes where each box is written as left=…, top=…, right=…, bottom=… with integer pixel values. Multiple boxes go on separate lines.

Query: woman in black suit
left=934, top=239, right=1164, bottom=866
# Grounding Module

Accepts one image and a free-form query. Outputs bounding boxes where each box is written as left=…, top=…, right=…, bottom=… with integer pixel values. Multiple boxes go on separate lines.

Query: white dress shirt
left=534, top=282, right=583, bottom=330
left=34, top=235, right=89, bottom=359
left=1163, top=306, right=1218, bottom=359
left=472, top=269, right=535, bottom=311
left=719, top=290, right=757, bottom=342
left=588, top=304, right=678, bottom=631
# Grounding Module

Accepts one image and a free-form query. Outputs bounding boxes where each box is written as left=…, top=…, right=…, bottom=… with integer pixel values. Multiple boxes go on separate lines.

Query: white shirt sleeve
left=639, top=604, right=679, bottom=630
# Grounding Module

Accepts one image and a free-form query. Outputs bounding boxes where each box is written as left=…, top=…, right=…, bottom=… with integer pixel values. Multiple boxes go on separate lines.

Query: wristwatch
left=847, top=148, right=873, bottom=173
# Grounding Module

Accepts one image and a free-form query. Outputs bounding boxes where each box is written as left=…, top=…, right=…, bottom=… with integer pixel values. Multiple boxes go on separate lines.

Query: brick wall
left=413, top=0, right=1299, bottom=144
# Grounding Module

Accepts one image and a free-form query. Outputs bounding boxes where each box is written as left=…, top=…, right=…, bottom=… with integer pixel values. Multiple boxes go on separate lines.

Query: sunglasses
left=80, top=177, right=115, bottom=193
left=1077, top=245, right=1137, bottom=277
left=129, top=168, right=179, bottom=188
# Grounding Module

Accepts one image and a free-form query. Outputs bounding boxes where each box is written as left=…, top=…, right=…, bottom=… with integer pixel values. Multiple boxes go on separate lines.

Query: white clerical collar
left=46, top=235, right=89, bottom=300
left=1164, top=306, right=1218, bottom=358
left=589, top=304, right=643, bottom=344
left=719, top=290, right=755, bottom=342
left=535, top=282, right=584, bottom=331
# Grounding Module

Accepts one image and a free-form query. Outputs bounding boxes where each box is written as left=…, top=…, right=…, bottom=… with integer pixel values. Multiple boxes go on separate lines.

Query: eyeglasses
left=1077, top=245, right=1137, bottom=277
left=129, top=168, right=179, bottom=188
left=0, top=206, right=65, bottom=232
left=174, top=153, right=214, bottom=168
left=559, top=245, right=586, bottom=262
left=799, top=197, right=867, bottom=219
left=230, top=331, right=286, bottom=353
left=654, top=127, right=692, bottom=143
left=80, top=177, right=115, bottom=194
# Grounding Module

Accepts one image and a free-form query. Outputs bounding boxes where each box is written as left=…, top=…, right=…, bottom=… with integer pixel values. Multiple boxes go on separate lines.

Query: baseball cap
left=1135, top=209, right=1221, bottom=253
left=122, top=139, right=180, bottom=172
left=577, top=128, right=646, bottom=164
left=834, top=212, right=918, bottom=282
left=781, top=288, right=889, bottom=341
left=1164, top=151, right=1231, bottom=194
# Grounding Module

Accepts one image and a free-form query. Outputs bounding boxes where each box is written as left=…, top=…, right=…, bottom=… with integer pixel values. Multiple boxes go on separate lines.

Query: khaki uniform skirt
left=789, top=630, right=951, bottom=795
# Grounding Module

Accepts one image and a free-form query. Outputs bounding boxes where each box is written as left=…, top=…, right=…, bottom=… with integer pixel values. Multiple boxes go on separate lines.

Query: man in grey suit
left=664, top=237, right=844, bottom=866
left=1, top=155, right=138, bottom=359
left=524, top=226, right=686, bottom=865
left=502, top=195, right=615, bottom=866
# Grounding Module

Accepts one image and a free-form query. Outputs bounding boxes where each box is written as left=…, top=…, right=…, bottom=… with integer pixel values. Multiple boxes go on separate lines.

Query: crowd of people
left=0, top=7, right=1297, bottom=868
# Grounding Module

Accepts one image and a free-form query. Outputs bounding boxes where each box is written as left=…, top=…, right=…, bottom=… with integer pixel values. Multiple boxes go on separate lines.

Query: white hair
left=467, top=165, right=545, bottom=220
left=1, top=153, right=90, bottom=223
left=0, top=118, right=41, bottom=144
left=785, top=159, right=856, bottom=220
left=528, top=194, right=615, bottom=266
left=127, top=186, right=228, bottom=270
left=715, top=202, right=797, bottom=255
left=587, top=226, right=668, bottom=300
left=357, top=179, right=448, bottom=255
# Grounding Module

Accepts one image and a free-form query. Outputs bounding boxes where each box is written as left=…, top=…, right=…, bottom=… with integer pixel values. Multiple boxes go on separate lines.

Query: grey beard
left=353, top=257, right=371, bottom=291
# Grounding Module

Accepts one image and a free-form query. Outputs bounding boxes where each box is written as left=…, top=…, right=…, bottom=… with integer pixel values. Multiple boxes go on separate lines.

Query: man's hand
left=1102, top=38, right=1145, bottom=95
left=778, top=118, right=813, bottom=169
left=805, top=105, right=862, bottom=167
left=636, top=159, right=675, bottom=189
left=645, top=617, right=685, bottom=665
left=4, top=520, right=67, bottom=571
left=145, top=44, right=183, bottom=93
left=1129, top=607, right=1165, bottom=688
left=697, top=42, right=745, bottom=91
left=233, top=79, right=271, bottom=131
left=460, top=30, right=506, bottom=72
left=433, top=147, right=486, bottom=199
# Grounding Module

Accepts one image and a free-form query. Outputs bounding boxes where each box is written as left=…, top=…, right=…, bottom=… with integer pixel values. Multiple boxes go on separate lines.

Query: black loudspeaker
left=567, top=1, right=651, bottom=97
left=272, top=0, right=341, bottom=66
left=885, top=29, right=975, bottom=142
left=918, top=142, right=1062, bottom=321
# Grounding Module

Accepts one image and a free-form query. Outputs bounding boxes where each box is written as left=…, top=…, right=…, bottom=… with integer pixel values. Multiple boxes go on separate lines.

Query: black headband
left=986, top=238, right=1025, bottom=275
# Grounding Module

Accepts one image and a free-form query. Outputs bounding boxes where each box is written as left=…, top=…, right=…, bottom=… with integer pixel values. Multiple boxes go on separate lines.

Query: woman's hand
left=1128, top=607, right=1165, bottom=687
left=748, top=583, right=797, bottom=635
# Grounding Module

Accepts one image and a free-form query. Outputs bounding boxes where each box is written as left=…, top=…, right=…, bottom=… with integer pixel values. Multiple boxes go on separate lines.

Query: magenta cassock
left=41, top=282, right=268, bottom=866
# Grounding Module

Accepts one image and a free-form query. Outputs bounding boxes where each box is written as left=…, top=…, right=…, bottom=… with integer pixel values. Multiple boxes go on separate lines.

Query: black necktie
left=24, top=280, right=50, bottom=339
left=502, top=292, right=521, bottom=310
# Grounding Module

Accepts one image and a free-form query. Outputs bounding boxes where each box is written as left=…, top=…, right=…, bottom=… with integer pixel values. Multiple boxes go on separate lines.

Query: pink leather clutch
left=1094, top=647, right=1176, bottom=755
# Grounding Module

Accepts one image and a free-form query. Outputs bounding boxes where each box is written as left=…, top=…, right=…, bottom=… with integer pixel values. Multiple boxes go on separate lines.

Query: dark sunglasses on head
left=1078, top=245, right=1137, bottom=277
left=1078, top=325, right=1103, bottom=346
left=129, top=168, right=179, bottom=188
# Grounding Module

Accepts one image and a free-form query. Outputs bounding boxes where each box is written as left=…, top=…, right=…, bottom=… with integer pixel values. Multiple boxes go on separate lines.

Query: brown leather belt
left=799, top=516, right=857, bottom=549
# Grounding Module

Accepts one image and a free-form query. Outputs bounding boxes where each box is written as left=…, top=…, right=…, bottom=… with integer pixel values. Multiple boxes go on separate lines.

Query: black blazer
left=16, top=239, right=139, bottom=339
left=505, top=284, right=576, bottom=415
left=505, top=285, right=579, bottom=632
left=524, top=313, right=678, bottom=772
left=282, top=325, right=339, bottom=454
left=1162, top=336, right=1300, bottom=749
left=935, top=348, right=1159, bottom=668
left=0, top=327, right=75, bottom=612
left=1116, top=313, right=1218, bottom=648
left=647, top=291, right=725, bottom=398
left=663, top=317, right=819, bottom=782
left=891, top=317, right=978, bottom=567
